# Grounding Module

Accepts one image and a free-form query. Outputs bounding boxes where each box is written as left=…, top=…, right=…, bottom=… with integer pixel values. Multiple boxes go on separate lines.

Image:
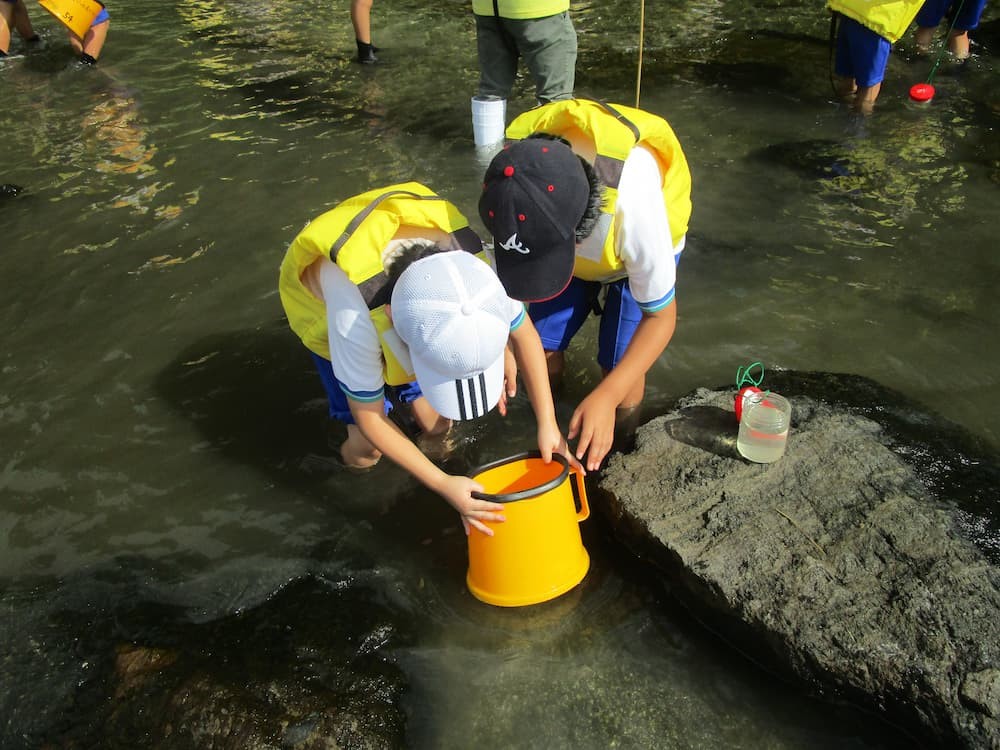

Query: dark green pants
left=475, top=11, right=577, bottom=103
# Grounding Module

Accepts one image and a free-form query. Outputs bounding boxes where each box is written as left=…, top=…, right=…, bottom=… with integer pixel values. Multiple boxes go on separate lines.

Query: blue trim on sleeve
left=509, top=304, right=526, bottom=331
left=637, top=288, right=675, bottom=314
left=342, top=385, right=386, bottom=403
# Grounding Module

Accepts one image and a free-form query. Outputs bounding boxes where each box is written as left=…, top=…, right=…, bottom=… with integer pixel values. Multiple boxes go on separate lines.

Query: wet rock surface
left=38, top=576, right=407, bottom=750
left=596, top=371, right=1000, bottom=749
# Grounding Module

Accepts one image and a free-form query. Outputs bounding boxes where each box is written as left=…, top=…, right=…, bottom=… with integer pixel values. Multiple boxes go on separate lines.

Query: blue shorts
left=915, top=0, right=987, bottom=31
left=529, top=277, right=643, bottom=372
left=93, top=7, right=109, bottom=26
left=310, top=352, right=423, bottom=425
left=834, top=15, right=891, bottom=88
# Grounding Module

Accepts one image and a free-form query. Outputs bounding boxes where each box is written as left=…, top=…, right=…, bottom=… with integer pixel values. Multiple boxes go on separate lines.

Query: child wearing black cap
left=479, top=99, right=692, bottom=472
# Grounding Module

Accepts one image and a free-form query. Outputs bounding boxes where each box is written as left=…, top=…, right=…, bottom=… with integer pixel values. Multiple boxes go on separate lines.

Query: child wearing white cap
left=279, top=183, right=577, bottom=536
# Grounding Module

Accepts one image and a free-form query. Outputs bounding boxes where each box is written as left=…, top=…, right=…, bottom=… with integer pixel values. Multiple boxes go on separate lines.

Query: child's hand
left=497, top=346, right=518, bottom=417
left=436, top=475, right=506, bottom=536
left=568, top=389, right=619, bottom=471
left=536, top=423, right=586, bottom=476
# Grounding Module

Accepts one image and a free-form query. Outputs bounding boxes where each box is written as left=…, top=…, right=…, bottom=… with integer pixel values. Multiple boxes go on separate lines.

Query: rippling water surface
left=2, top=0, right=997, bottom=747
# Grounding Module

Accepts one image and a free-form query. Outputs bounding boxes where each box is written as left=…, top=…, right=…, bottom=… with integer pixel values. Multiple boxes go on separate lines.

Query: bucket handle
left=470, top=451, right=569, bottom=503
left=569, top=465, right=589, bottom=522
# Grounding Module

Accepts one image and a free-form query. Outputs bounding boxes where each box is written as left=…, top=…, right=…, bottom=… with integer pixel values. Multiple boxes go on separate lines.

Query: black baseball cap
left=478, top=138, right=590, bottom=302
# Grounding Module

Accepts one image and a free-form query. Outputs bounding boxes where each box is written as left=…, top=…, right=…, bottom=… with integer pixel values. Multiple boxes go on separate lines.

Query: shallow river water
left=2, top=0, right=998, bottom=747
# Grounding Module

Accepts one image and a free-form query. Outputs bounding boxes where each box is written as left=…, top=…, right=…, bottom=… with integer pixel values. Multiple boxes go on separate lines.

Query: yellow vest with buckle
left=279, top=183, right=483, bottom=386
left=506, top=99, right=692, bottom=283
left=827, top=0, right=924, bottom=42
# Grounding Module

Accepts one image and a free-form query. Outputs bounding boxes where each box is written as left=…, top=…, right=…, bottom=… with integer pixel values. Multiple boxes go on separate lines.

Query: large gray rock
left=597, top=373, right=1000, bottom=749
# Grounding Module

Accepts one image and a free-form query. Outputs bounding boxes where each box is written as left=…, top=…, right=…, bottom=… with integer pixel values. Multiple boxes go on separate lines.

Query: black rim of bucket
left=470, top=450, right=569, bottom=504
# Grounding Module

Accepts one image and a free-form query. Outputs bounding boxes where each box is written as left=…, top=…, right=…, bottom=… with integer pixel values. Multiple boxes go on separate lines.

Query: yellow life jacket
left=827, top=0, right=924, bottom=43
left=278, top=182, right=483, bottom=386
left=471, top=0, right=569, bottom=20
left=506, top=99, right=692, bottom=283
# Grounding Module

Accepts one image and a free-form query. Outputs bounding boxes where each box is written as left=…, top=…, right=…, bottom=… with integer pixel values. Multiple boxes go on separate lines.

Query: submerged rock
left=39, top=576, right=407, bottom=750
left=597, top=372, right=1000, bottom=749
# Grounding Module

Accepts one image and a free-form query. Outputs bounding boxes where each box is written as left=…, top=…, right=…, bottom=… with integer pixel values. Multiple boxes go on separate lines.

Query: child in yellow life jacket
left=828, top=0, right=924, bottom=113
left=478, top=100, right=691, bottom=472
left=279, top=184, right=578, bottom=536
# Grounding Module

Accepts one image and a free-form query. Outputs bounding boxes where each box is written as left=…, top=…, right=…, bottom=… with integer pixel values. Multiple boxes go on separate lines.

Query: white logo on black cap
left=499, top=233, right=529, bottom=255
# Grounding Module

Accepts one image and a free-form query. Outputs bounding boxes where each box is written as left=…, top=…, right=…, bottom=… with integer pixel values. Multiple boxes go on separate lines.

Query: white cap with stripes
left=391, top=250, right=511, bottom=421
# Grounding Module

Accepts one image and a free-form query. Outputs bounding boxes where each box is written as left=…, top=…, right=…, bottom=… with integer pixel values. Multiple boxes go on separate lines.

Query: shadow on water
left=577, top=26, right=834, bottom=101
left=153, top=318, right=338, bottom=488
left=578, top=45, right=800, bottom=99
left=151, top=318, right=513, bottom=491
left=751, top=138, right=857, bottom=179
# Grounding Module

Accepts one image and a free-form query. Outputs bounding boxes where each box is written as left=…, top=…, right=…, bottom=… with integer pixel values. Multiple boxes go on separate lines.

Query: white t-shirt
left=311, top=242, right=525, bottom=402
left=614, top=144, right=685, bottom=313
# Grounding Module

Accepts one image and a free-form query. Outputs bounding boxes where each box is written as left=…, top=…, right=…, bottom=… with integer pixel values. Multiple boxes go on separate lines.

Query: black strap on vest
left=595, top=100, right=641, bottom=141
left=328, top=190, right=483, bottom=310
left=575, top=99, right=641, bottom=190
left=329, top=190, right=427, bottom=259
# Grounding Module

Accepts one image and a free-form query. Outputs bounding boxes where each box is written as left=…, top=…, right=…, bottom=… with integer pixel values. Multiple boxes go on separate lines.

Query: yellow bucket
left=37, top=0, right=103, bottom=38
left=467, top=451, right=590, bottom=607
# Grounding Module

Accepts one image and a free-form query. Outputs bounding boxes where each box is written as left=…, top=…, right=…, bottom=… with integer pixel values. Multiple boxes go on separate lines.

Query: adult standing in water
left=279, top=182, right=577, bottom=535
left=472, top=0, right=577, bottom=106
left=351, top=0, right=377, bottom=63
left=478, top=99, right=691, bottom=472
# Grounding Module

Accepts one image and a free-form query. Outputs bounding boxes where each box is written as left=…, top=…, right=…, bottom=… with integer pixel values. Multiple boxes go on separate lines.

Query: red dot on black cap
left=488, top=210, right=494, bottom=217
left=547, top=185, right=554, bottom=192
left=503, top=166, right=515, bottom=177
left=518, top=214, right=526, bottom=221
left=542, top=147, right=549, bottom=153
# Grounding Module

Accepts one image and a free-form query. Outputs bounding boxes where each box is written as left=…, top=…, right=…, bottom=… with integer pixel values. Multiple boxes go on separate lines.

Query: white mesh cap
left=390, top=251, right=511, bottom=421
